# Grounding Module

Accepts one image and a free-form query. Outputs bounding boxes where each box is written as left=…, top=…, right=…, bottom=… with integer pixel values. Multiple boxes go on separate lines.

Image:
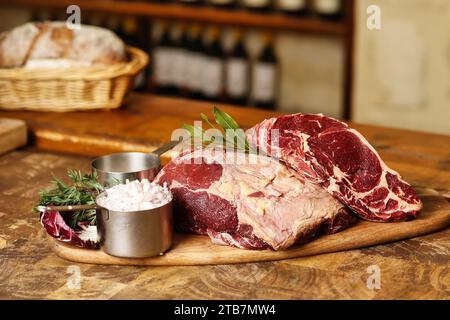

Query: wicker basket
left=0, top=46, right=148, bottom=112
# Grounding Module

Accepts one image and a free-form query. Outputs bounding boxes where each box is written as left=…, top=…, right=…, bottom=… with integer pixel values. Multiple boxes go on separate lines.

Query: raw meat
left=154, top=147, right=356, bottom=250
left=246, top=113, right=422, bottom=222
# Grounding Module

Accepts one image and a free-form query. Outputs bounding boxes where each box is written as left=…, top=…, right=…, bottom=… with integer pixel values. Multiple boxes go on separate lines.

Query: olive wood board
left=51, top=191, right=450, bottom=266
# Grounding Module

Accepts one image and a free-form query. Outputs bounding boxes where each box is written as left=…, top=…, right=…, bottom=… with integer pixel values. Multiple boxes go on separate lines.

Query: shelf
left=0, top=0, right=346, bottom=35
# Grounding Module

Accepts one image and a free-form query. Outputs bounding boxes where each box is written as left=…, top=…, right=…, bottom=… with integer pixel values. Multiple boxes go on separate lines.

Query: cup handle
left=150, top=138, right=183, bottom=157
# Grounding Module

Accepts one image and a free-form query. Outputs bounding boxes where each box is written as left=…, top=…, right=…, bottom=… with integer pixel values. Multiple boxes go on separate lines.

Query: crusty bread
left=29, top=22, right=73, bottom=61
left=0, top=21, right=127, bottom=69
left=69, top=24, right=126, bottom=65
left=0, top=22, right=40, bottom=68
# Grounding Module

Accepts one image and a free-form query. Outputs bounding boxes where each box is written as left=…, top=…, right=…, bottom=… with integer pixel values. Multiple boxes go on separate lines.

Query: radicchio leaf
left=40, top=210, right=98, bottom=249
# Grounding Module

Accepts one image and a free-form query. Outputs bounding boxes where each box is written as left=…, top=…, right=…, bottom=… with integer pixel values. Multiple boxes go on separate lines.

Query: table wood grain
left=0, top=94, right=449, bottom=299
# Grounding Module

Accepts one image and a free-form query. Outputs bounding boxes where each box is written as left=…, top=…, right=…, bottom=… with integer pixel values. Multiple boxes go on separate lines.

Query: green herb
left=200, top=113, right=217, bottom=129
left=183, top=106, right=251, bottom=152
left=213, top=106, right=240, bottom=130
left=35, top=169, right=104, bottom=229
left=182, top=123, right=205, bottom=140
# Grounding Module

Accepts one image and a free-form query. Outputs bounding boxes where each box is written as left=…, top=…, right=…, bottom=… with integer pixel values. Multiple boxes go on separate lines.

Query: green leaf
left=182, top=124, right=204, bottom=139
left=200, top=113, right=217, bottom=129
left=212, top=107, right=250, bottom=152
left=213, top=106, right=240, bottom=130
left=182, top=107, right=251, bottom=152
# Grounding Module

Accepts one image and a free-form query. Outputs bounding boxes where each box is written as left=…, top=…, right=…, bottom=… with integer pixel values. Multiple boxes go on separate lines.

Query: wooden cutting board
left=0, top=118, right=27, bottom=155
left=51, top=189, right=450, bottom=266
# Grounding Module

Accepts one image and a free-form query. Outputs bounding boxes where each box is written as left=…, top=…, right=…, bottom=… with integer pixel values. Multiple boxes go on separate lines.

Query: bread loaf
left=0, top=21, right=127, bottom=69
left=0, top=23, right=40, bottom=68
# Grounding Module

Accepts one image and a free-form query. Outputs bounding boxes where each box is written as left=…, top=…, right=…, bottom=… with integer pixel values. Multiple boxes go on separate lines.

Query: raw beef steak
left=246, top=113, right=422, bottom=222
left=154, top=147, right=356, bottom=250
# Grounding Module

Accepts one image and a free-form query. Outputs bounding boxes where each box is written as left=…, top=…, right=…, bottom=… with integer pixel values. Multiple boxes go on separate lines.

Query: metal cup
left=91, top=139, right=181, bottom=186
left=95, top=192, right=173, bottom=258
left=92, top=152, right=160, bottom=186
left=91, top=140, right=181, bottom=258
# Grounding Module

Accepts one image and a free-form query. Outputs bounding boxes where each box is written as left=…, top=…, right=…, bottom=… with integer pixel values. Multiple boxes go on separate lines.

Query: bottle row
left=153, top=0, right=345, bottom=20
left=31, top=10, right=279, bottom=109
left=150, top=23, right=279, bottom=109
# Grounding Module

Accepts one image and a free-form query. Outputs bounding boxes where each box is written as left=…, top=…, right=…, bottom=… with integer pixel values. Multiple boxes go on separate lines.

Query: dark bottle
left=251, top=33, right=278, bottom=110
left=225, top=30, right=249, bottom=106
left=87, top=13, right=104, bottom=27
left=173, top=24, right=190, bottom=96
left=121, top=16, right=139, bottom=47
left=163, top=23, right=184, bottom=95
left=34, top=9, right=51, bottom=22
left=241, top=0, right=273, bottom=12
left=208, top=0, right=237, bottom=8
left=312, top=0, right=343, bottom=21
left=277, top=0, right=308, bottom=16
left=105, top=15, right=121, bottom=36
left=121, top=16, right=147, bottom=91
left=48, top=9, right=60, bottom=21
left=201, top=27, right=225, bottom=102
left=186, top=24, right=206, bottom=100
left=153, top=22, right=176, bottom=95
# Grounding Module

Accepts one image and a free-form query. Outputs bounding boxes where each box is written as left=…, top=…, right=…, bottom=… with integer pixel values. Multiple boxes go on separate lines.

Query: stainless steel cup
left=95, top=192, right=173, bottom=258
left=91, top=139, right=181, bottom=186
left=92, top=152, right=160, bottom=186
left=91, top=140, right=180, bottom=258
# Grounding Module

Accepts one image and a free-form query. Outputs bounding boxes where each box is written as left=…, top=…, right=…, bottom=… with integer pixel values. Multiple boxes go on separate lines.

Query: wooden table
left=0, top=93, right=449, bottom=299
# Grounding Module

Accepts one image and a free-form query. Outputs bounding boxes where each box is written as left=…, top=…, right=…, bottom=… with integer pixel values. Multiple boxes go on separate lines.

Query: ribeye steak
left=246, top=113, right=422, bottom=222
left=154, top=148, right=356, bottom=250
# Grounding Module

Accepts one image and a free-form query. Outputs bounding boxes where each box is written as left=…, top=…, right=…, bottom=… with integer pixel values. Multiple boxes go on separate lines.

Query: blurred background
left=0, top=0, right=448, bottom=135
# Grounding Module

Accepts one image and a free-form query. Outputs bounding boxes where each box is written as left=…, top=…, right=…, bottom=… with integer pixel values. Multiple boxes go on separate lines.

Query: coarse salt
left=97, top=179, right=172, bottom=212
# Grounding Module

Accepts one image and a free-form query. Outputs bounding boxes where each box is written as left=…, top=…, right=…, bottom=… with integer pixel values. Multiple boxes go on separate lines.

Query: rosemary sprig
left=35, top=169, right=104, bottom=229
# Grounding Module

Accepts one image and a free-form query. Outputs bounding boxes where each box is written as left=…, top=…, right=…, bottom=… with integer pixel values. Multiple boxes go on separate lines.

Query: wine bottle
left=312, top=0, right=343, bottom=20
left=105, top=15, right=121, bottom=36
left=251, top=33, right=278, bottom=110
left=153, top=22, right=176, bottom=95
left=55, top=9, right=70, bottom=23
left=34, top=9, right=51, bottom=22
left=121, top=16, right=147, bottom=91
left=277, top=0, right=308, bottom=16
left=242, top=0, right=273, bottom=12
left=172, top=24, right=189, bottom=96
left=186, top=24, right=206, bottom=100
left=88, top=13, right=104, bottom=27
left=225, top=30, right=249, bottom=106
left=122, top=16, right=139, bottom=47
left=201, top=27, right=225, bottom=102
left=163, top=23, right=186, bottom=95
left=48, top=9, right=60, bottom=21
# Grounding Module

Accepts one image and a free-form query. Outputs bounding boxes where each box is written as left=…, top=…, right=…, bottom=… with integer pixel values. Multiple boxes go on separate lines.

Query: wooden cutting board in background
left=0, top=118, right=27, bottom=155
left=52, top=189, right=450, bottom=266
